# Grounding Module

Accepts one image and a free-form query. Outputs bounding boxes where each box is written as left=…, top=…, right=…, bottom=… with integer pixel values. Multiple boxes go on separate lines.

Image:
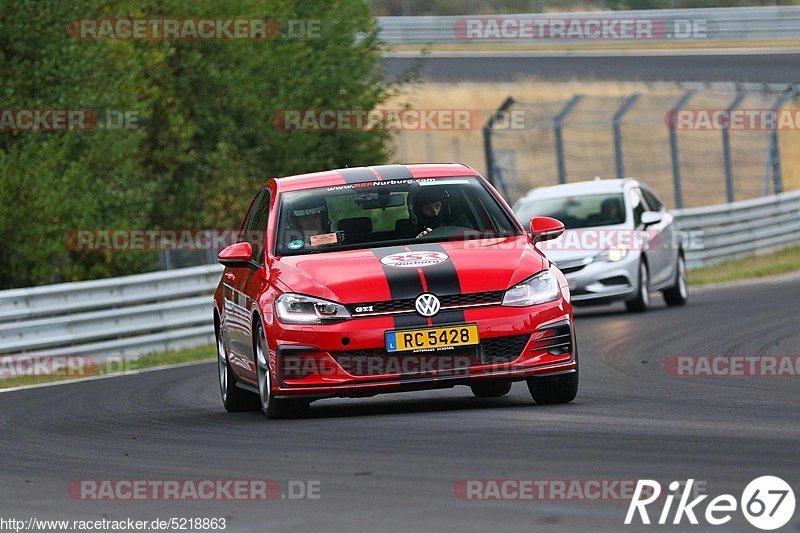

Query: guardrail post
left=722, top=89, right=746, bottom=203
left=612, top=93, right=640, bottom=180
left=767, top=85, right=798, bottom=194
left=668, top=90, right=696, bottom=209
left=483, top=97, right=515, bottom=198
left=554, top=95, right=582, bottom=185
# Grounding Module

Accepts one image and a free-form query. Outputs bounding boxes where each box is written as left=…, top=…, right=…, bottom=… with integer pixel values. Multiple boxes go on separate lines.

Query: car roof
left=516, top=178, right=641, bottom=202
left=272, top=163, right=481, bottom=193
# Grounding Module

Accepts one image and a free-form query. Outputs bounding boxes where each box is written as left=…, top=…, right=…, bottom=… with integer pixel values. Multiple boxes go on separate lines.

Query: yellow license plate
left=385, top=325, right=480, bottom=353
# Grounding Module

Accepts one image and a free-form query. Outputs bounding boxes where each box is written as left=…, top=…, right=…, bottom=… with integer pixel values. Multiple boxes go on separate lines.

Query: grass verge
left=0, top=343, right=215, bottom=390
left=689, top=246, right=800, bottom=286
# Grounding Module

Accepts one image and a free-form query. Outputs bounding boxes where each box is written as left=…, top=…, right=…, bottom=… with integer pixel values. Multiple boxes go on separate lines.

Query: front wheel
left=470, top=380, right=512, bottom=398
left=662, top=254, right=688, bottom=306
left=254, top=324, right=309, bottom=419
left=527, top=370, right=578, bottom=405
left=217, top=330, right=257, bottom=412
left=527, top=349, right=578, bottom=405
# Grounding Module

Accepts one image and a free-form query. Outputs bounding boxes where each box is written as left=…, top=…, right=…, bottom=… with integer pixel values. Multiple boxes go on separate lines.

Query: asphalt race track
left=1, top=274, right=799, bottom=532
left=382, top=50, right=800, bottom=83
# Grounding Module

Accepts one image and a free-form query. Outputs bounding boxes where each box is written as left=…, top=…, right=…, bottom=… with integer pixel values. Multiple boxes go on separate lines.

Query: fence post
left=767, top=85, right=797, bottom=194
left=722, top=90, right=746, bottom=203
left=668, top=90, right=696, bottom=209
left=483, top=96, right=515, bottom=195
left=554, top=95, right=582, bottom=185
left=612, top=93, right=640, bottom=180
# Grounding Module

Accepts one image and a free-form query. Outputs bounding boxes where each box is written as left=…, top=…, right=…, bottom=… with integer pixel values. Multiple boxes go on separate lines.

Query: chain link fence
left=484, top=83, right=799, bottom=207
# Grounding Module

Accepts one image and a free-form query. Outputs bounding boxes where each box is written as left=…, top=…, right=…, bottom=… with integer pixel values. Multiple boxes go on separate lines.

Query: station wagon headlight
left=502, top=269, right=560, bottom=307
left=275, top=293, right=352, bottom=324
left=597, top=245, right=629, bottom=262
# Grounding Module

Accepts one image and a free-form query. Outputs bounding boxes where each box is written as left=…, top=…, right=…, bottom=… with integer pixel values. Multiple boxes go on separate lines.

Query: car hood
left=273, top=236, right=547, bottom=303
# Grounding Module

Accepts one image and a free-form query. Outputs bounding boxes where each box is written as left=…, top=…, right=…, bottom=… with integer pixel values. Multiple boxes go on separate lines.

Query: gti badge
left=415, top=293, right=441, bottom=317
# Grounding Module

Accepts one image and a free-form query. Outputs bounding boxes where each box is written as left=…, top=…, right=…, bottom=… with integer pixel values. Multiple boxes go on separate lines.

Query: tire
left=625, top=259, right=650, bottom=313
left=217, top=330, right=257, bottom=412
left=470, top=380, right=512, bottom=398
left=526, top=353, right=579, bottom=405
left=254, top=323, right=309, bottom=419
left=662, top=254, right=689, bottom=307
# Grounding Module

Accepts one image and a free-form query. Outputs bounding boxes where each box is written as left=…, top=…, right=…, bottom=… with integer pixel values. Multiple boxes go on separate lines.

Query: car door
left=634, top=187, right=672, bottom=287
left=222, top=189, right=268, bottom=383
left=236, top=190, right=272, bottom=384
left=641, top=187, right=677, bottom=288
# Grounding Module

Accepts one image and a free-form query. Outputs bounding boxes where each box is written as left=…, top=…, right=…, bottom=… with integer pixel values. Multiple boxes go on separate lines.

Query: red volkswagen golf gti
left=213, top=164, right=578, bottom=418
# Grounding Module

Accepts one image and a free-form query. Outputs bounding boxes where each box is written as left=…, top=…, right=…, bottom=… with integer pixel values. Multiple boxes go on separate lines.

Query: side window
left=629, top=188, right=646, bottom=227
left=237, top=190, right=270, bottom=263
left=641, top=188, right=664, bottom=211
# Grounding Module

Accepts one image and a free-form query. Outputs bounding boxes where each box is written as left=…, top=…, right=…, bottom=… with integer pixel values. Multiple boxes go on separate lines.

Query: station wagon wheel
left=625, top=260, right=650, bottom=313
left=663, top=254, right=689, bottom=307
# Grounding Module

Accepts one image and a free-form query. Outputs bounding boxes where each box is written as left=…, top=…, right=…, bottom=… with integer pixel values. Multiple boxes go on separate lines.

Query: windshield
left=276, top=176, right=520, bottom=255
left=515, top=192, right=627, bottom=230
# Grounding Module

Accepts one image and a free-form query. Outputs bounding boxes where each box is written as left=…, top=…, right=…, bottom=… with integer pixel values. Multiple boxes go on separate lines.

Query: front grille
left=560, top=265, right=585, bottom=275
left=347, top=291, right=504, bottom=316
left=480, top=335, right=530, bottom=365
left=329, top=334, right=531, bottom=376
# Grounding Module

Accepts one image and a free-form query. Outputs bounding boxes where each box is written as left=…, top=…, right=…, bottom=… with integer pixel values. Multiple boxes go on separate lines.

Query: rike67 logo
left=626, top=477, right=795, bottom=530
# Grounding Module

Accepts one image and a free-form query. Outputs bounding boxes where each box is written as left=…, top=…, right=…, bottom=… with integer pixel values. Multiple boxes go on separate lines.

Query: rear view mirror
left=218, top=242, right=259, bottom=269
left=529, top=217, right=565, bottom=243
left=355, top=192, right=405, bottom=209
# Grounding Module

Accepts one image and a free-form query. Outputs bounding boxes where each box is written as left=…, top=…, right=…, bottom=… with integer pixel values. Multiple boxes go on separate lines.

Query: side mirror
left=218, top=242, right=260, bottom=269
left=641, top=211, right=662, bottom=227
left=529, top=216, right=565, bottom=243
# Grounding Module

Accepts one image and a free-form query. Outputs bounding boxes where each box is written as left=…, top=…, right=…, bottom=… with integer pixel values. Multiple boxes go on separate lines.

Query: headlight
left=596, top=245, right=629, bottom=262
left=275, top=293, right=352, bottom=324
left=502, top=269, right=560, bottom=307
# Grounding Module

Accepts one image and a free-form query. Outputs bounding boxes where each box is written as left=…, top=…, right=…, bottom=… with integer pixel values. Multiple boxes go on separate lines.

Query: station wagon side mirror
left=529, top=217, right=565, bottom=244
left=641, top=211, right=662, bottom=227
left=218, top=242, right=260, bottom=270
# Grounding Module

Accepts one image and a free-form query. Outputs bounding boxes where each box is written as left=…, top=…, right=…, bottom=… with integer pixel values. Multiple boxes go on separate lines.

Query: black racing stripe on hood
left=338, top=167, right=378, bottom=184
left=371, top=246, right=428, bottom=328
left=372, top=164, right=413, bottom=180
left=406, top=243, right=465, bottom=325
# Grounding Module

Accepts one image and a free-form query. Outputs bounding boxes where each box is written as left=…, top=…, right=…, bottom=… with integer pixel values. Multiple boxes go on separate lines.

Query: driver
left=411, top=187, right=450, bottom=238
left=289, top=195, right=331, bottom=240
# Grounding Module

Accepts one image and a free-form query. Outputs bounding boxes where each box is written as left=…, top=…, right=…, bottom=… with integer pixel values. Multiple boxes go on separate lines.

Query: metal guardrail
left=2, top=191, right=800, bottom=360
left=674, top=190, right=800, bottom=269
left=0, top=265, right=222, bottom=359
left=377, top=7, right=800, bottom=44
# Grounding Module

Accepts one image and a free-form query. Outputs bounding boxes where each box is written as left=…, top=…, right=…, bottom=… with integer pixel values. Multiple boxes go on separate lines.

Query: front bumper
left=559, top=251, right=640, bottom=305
left=267, top=299, right=576, bottom=399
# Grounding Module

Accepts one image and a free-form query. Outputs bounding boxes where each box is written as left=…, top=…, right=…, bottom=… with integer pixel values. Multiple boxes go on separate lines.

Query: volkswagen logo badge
left=415, top=293, right=441, bottom=317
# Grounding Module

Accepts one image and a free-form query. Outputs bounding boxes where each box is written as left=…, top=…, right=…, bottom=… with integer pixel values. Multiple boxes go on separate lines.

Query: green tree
left=0, top=0, right=399, bottom=289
